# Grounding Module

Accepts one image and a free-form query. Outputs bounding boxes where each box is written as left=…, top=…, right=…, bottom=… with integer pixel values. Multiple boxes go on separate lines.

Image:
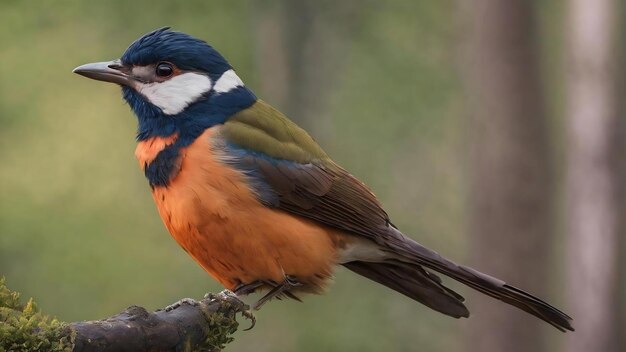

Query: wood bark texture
left=68, top=291, right=251, bottom=352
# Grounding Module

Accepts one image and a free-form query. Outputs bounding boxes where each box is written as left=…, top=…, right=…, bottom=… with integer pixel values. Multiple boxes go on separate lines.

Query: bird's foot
left=253, top=275, right=302, bottom=310
left=206, top=290, right=256, bottom=331
left=164, top=297, right=198, bottom=312
left=233, top=280, right=264, bottom=296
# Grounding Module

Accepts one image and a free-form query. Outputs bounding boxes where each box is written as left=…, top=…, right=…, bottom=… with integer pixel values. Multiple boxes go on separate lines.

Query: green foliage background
left=0, top=1, right=568, bottom=351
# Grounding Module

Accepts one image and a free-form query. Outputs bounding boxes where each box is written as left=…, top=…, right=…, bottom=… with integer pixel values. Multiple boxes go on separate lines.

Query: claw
left=241, top=309, right=256, bottom=331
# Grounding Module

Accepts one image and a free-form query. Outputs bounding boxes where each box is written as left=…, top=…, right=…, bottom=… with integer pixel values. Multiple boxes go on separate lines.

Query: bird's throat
left=135, top=133, right=183, bottom=188
left=135, top=133, right=179, bottom=169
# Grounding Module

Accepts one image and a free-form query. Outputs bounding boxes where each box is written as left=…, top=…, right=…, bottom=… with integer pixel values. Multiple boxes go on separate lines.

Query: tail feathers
left=379, top=228, right=575, bottom=332
left=455, top=266, right=574, bottom=332
left=343, top=260, right=469, bottom=318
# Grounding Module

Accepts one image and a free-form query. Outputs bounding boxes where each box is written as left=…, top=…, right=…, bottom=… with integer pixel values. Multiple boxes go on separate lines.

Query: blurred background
left=0, top=1, right=623, bottom=351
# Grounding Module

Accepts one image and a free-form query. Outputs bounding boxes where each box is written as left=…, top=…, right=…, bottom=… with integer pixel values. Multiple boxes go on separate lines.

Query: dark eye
left=155, top=62, right=173, bottom=77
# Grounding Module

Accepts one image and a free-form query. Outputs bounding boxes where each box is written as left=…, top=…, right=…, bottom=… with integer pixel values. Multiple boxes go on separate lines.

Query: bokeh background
left=1, top=1, right=623, bottom=351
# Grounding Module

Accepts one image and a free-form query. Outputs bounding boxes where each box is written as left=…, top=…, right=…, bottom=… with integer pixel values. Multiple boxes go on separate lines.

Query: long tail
left=344, top=228, right=574, bottom=332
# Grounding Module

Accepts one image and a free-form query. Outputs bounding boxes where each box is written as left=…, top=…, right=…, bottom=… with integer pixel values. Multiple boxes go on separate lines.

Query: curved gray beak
left=73, top=60, right=132, bottom=86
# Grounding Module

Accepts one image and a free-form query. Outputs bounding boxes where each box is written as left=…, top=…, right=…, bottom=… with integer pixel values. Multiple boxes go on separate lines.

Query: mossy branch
left=0, top=278, right=253, bottom=352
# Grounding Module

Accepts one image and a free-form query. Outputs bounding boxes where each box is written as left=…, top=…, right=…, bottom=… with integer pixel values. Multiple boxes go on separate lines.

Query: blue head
left=74, top=27, right=256, bottom=140
left=121, top=27, right=231, bottom=77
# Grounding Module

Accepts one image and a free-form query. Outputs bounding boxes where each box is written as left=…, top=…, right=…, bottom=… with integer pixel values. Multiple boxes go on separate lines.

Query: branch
left=0, top=278, right=254, bottom=352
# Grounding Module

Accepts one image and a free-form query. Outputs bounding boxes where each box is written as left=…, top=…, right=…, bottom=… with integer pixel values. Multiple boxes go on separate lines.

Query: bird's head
left=74, top=28, right=255, bottom=138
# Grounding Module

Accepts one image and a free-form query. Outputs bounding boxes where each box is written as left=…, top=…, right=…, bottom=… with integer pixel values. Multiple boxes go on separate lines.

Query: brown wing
left=238, top=151, right=393, bottom=241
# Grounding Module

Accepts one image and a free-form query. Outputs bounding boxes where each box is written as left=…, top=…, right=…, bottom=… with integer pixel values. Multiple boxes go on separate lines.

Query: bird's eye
left=155, top=62, right=174, bottom=77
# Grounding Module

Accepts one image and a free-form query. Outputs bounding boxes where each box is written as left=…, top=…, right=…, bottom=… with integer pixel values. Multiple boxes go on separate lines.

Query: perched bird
left=74, top=28, right=573, bottom=331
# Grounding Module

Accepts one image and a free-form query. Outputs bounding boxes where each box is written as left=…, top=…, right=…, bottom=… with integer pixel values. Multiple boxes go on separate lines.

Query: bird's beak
left=73, top=60, right=133, bottom=87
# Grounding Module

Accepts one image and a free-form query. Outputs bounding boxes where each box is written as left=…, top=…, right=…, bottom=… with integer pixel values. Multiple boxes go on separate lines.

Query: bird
left=73, top=27, right=573, bottom=332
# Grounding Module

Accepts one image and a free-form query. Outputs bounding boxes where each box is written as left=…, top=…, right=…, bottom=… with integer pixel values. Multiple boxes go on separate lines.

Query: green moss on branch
left=0, top=278, right=251, bottom=352
left=0, top=277, right=72, bottom=352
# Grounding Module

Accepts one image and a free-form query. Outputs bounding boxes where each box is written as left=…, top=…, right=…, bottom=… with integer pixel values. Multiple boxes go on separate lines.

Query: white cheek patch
left=136, top=73, right=213, bottom=115
left=213, top=69, right=244, bottom=94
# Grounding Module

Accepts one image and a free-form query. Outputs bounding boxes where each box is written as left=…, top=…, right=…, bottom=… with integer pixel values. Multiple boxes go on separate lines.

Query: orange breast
left=139, top=127, right=345, bottom=292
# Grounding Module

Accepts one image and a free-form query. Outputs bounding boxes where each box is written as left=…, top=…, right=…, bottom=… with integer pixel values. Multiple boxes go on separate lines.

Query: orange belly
left=136, top=128, right=345, bottom=293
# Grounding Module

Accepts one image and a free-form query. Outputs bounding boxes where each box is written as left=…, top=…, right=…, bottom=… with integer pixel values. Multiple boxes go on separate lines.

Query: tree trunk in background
left=461, top=1, right=553, bottom=352
left=254, top=0, right=364, bottom=140
left=565, top=0, right=624, bottom=351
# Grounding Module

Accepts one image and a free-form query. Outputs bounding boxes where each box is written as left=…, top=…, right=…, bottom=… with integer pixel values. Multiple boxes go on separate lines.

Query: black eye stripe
left=156, top=62, right=174, bottom=77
